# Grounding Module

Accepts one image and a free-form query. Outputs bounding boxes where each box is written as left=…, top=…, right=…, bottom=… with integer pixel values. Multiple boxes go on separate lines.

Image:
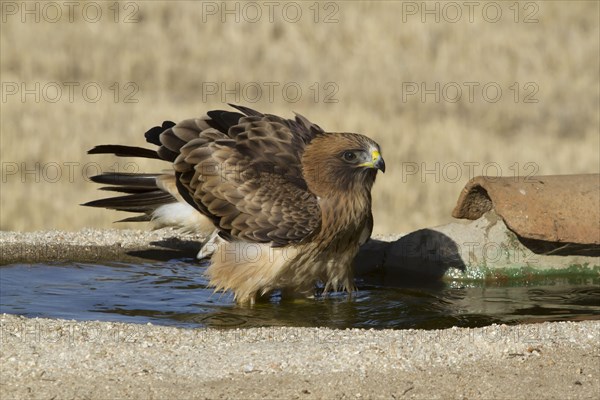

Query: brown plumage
left=85, top=104, right=385, bottom=303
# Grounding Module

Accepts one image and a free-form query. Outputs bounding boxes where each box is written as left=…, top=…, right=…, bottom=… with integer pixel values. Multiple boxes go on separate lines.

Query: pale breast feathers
left=146, top=104, right=324, bottom=246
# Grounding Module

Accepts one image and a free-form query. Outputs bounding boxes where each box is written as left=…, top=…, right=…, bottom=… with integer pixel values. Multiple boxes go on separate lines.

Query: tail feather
left=97, top=186, right=156, bottom=194
left=117, top=215, right=153, bottom=223
left=85, top=119, right=214, bottom=235
left=84, top=171, right=213, bottom=234
left=88, top=145, right=160, bottom=159
left=83, top=171, right=176, bottom=221
left=90, top=172, right=161, bottom=188
left=83, top=190, right=174, bottom=212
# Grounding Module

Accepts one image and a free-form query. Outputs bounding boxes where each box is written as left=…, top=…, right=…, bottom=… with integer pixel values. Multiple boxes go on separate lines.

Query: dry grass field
left=1, top=1, right=598, bottom=235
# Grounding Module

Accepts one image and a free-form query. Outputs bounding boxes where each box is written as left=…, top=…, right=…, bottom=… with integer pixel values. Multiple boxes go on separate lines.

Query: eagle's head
left=302, top=132, right=385, bottom=198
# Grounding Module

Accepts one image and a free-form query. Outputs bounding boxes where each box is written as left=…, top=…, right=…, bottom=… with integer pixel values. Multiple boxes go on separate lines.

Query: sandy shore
left=1, top=313, right=598, bottom=399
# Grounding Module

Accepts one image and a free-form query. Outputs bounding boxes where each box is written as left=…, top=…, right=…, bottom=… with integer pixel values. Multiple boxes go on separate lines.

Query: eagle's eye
left=343, top=151, right=357, bottom=162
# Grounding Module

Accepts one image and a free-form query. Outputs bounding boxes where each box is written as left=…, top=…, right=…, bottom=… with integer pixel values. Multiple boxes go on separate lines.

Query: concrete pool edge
left=1, top=313, right=598, bottom=399
left=0, top=228, right=205, bottom=265
left=2, top=224, right=598, bottom=282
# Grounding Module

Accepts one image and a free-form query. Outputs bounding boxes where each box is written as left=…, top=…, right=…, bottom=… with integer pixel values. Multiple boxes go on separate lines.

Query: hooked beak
left=360, top=150, right=386, bottom=173
left=373, top=150, right=386, bottom=173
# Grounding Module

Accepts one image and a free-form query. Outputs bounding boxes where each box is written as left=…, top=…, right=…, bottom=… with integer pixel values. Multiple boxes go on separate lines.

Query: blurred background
left=1, top=1, right=598, bottom=235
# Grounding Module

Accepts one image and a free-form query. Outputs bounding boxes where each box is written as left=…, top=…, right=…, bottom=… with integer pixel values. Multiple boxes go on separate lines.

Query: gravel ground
left=1, top=314, right=599, bottom=399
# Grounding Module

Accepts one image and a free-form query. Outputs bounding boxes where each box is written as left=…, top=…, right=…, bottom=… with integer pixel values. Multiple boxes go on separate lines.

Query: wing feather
left=158, top=105, right=323, bottom=245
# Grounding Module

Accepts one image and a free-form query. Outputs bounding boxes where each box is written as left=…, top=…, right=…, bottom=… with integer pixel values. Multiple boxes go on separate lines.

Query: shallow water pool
left=1, top=260, right=599, bottom=329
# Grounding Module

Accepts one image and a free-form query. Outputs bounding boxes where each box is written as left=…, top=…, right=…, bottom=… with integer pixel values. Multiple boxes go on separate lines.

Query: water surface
left=1, top=260, right=598, bottom=329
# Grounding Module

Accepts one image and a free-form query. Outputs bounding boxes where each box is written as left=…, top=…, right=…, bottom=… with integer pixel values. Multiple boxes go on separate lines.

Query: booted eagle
left=85, top=105, right=385, bottom=303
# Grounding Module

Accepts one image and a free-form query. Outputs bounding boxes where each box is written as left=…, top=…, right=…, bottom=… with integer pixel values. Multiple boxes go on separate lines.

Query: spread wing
left=147, top=105, right=325, bottom=246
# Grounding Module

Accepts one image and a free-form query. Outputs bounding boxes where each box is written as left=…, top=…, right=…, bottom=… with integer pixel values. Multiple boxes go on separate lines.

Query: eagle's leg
left=196, top=229, right=223, bottom=260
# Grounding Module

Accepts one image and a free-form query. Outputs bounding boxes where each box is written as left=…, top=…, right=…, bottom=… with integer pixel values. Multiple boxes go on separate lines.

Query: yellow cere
left=371, top=150, right=381, bottom=162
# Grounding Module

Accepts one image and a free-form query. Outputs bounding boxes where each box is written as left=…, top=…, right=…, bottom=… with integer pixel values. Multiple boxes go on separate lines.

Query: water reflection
left=1, top=261, right=598, bottom=329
